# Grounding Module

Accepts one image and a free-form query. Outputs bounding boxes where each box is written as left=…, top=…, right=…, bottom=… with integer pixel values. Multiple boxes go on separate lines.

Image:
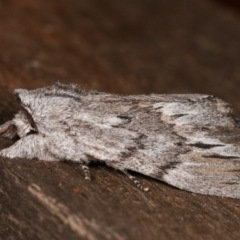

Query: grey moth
left=1, top=83, right=240, bottom=198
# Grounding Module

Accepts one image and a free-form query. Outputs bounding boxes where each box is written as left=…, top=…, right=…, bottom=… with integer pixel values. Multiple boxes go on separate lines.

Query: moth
left=1, top=83, right=240, bottom=198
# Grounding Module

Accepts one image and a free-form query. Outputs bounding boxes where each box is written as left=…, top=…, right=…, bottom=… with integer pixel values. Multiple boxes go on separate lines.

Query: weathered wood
left=1, top=0, right=240, bottom=239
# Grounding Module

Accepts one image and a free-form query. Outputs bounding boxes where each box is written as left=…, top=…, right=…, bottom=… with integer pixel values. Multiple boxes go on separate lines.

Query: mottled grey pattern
left=1, top=83, right=240, bottom=198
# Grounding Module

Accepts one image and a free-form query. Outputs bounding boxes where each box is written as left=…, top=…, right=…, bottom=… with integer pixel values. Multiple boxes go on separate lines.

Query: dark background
left=1, top=0, right=240, bottom=239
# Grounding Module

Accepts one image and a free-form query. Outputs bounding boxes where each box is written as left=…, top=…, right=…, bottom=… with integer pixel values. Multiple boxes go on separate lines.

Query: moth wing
left=161, top=151, right=240, bottom=199
left=102, top=94, right=240, bottom=199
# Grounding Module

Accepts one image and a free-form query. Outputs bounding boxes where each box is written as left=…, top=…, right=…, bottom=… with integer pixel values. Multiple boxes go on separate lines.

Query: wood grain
left=1, top=0, right=240, bottom=239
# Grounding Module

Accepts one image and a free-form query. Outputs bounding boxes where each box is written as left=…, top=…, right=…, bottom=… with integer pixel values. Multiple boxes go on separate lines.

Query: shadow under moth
left=1, top=83, right=240, bottom=199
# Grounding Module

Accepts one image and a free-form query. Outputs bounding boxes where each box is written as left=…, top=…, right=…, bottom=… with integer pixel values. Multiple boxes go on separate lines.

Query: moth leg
left=122, top=170, right=149, bottom=192
left=81, top=164, right=91, bottom=181
left=0, top=134, right=56, bottom=160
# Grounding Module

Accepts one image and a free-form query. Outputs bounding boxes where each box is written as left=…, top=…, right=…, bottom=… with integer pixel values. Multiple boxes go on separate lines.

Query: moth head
left=0, top=110, right=37, bottom=140
left=13, top=110, right=38, bottom=138
left=0, top=89, right=38, bottom=140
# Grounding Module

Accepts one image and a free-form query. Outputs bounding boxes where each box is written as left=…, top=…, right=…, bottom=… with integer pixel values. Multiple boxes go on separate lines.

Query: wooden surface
left=213, top=0, right=240, bottom=14
left=1, top=0, right=240, bottom=239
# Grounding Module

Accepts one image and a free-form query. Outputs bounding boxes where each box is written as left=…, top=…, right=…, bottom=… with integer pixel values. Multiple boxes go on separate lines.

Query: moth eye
left=13, top=134, right=20, bottom=141
left=14, top=93, right=21, bottom=104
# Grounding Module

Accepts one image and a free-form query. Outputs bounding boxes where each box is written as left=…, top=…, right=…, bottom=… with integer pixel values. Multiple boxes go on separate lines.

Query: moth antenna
left=81, top=164, right=91, bottom=181
left=123, top=170, right=149, bottom=192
